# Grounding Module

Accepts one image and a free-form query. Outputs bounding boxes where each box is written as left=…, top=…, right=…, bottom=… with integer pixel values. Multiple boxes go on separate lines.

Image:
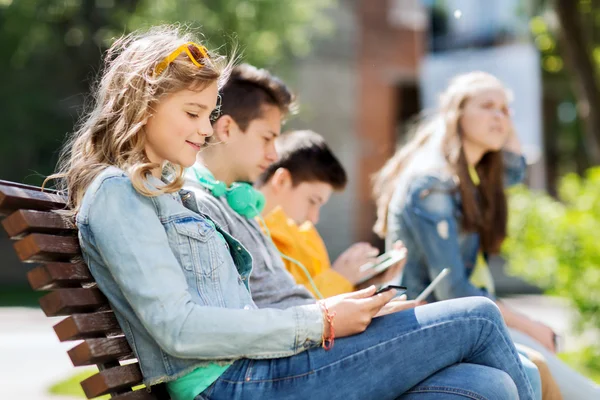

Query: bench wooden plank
left=14, top=233, right=79, bottom=262
left=68, top=337, right=134, bottom=366
left=0, top=179, right=58, bottom=192
left=0, top=180, right=170, bottom=397
left=112, top=390, right=163, bottom=400
left=0, top=183, right=65, bottom=216
left=81, top=363, right=143, bottom=399
left=27, top=262, right=93, bottom=290
left=2, top=209, right=74, bottom=239
left=54, top=312, right=122, bottom=341
left=39, top=288, right=108, bottom=317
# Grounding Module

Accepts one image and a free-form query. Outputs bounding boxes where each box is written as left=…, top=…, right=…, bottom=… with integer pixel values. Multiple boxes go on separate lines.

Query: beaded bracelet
left=319, top=301, right=336, bottom=350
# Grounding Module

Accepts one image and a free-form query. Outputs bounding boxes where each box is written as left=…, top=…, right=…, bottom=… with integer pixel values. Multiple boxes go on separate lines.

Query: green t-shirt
left=166, top=364, right=231, bottom=400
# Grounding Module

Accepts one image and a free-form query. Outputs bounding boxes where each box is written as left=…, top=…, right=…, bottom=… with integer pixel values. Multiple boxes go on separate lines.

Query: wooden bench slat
left=2, top=209, right=74, bottom=239
left=0, top=180, right=170, bottom=399
left=0, top=179, right=58, bottom=192
left=54, top=312, right=122, bottom=341
left=39, top=288, right=108, bottom=317
left=68, top=337, right=133, bottom=366
left=81, top=363, right=143, bottom=399
left=111, top=390, right=163, bottom=400
left=27, top=262, right=93, bottom=290
left=14, top=233, right=79, bottom=263
left=0, top=183, right=65, bottom=216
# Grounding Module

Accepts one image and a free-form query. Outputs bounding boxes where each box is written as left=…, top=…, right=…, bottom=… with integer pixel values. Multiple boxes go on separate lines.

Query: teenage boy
left=254, top=130, right=405, bottom=298
left=184, top=64, right=397, bottom=308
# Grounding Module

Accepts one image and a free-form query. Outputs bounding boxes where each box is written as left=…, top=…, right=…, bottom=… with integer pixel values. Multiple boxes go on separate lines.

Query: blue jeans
left=510, top=328, right=600, bottom=399
left=517, top=350, right=542, bottom=400
left=195, top=298, right=536, bottom=400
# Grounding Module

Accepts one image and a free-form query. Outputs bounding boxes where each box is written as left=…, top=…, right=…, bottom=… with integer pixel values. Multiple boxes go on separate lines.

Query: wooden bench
left=0, top=180, right=169, bottom=400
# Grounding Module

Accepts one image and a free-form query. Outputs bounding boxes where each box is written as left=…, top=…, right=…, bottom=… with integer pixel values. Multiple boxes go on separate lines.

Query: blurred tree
left=528, top=0, right=600, bottom=190
left=504, top=172, right=600, bottom=350
left=0, top=0, right=335, bottom=185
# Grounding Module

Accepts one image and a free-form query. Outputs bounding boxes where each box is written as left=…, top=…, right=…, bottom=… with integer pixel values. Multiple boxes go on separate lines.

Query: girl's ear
left=212, top=115, right=238, bottom=143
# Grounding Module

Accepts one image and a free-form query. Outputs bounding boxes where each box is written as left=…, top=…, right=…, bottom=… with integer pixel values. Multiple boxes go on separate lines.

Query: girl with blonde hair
left=50, top=29, right=537, bottom=400
left=374, top=71, right=599, bottom=399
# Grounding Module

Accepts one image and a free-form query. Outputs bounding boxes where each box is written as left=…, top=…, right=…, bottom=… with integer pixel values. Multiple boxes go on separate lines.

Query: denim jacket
left=386, top=151, right=526, bottom=301
left=76, top=167, right=323, bottom=386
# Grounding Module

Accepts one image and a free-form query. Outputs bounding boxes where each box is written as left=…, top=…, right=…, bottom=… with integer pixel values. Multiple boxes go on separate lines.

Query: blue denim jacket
left=386, top=151, right=526, bottom=301
left=76, top=167, right=323, bottom=386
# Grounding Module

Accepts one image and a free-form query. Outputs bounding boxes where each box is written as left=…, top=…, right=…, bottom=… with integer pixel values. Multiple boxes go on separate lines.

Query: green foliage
left=526, top=0, right=600, bottom=178
left=558, top=346, right=600, bottom=384
left=503, top=168, right=600, bottom=332
left=0, top=0, right=335, bottom=185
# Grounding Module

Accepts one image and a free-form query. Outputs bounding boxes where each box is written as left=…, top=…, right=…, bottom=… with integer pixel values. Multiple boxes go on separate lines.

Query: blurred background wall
left=1, top=0, right=597, bottom=295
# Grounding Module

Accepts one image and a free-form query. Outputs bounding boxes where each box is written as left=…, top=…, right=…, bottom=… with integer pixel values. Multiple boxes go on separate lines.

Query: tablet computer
left=356, top=249, right=406, bottom=286
left=415, top=268, right=450, bottom=302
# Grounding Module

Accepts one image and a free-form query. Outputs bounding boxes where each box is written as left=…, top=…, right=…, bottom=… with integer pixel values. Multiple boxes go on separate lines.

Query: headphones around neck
left=191, top=166, right=265, bottom=219
left=189, top=165, right=324, bottom=300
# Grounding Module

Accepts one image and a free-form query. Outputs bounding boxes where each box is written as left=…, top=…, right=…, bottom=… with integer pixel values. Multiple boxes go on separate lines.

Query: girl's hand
left=503, top=121, right=522, bottom=153
left=320, top=286, right=396, bottom=338
left=375, top=297, right=426, bottom=318
left=523, top=319, right=557, bottom=353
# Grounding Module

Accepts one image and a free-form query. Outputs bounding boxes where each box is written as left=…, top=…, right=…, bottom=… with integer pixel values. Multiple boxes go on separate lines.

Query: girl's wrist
left=318, top=300, right=336, bottom=350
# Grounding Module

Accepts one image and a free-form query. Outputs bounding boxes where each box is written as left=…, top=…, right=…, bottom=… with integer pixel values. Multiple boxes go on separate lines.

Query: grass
left=558, top=346, right=600, bottom=384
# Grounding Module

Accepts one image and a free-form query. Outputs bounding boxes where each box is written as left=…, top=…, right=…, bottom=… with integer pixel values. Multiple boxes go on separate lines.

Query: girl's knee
left=471, top=368, right=519, bottom=400
left=492, top=371, right=520, bottom=400
left=405, top=365, right=519, bottom=400
left=467, top=296, right=503, bottom=322
left=440, top=296, right=503, bottom=325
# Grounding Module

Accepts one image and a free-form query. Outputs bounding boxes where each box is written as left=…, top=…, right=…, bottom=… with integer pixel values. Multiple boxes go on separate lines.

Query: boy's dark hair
left=256, top=130, right=347, bottom=190
left=216, top=63, right=297, bottom=130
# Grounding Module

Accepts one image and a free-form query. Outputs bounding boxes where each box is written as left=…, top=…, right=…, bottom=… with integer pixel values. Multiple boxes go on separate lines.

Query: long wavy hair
left=373, top=72, right=512, bottom=254
left=46, top=25, right=233, bottom=217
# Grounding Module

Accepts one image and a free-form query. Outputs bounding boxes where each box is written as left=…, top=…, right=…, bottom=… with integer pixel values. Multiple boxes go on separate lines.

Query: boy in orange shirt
left=255, top=130, right=405, bottom=298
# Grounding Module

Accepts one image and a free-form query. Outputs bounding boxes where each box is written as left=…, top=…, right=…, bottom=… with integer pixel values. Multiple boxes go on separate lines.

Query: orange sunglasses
left=154, top=42, right=209, bottom=76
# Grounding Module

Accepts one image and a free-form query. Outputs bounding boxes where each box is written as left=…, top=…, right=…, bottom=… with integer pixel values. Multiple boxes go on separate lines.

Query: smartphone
left=375, top=285, right=407, bottom=295
left=415, top=268, right=450, bottom=302
left=356, top=249, right=407, bottom=285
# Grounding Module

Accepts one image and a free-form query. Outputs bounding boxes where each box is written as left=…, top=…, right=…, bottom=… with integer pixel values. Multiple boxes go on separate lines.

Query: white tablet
left=415, top=268, right=450, bottom=302
left=356, top=249, right=407, bottom=286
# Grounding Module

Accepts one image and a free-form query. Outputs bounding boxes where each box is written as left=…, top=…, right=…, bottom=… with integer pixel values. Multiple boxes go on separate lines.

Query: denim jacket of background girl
left=386, top=150, right=526, bottom=301
left=76, top=167, right=324, bottom=386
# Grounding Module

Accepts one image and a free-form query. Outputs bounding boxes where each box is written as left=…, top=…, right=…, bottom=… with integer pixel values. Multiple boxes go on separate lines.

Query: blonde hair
left=47, top=25, right=234, bottom=216
left=373, top=71, right=512, bottom=252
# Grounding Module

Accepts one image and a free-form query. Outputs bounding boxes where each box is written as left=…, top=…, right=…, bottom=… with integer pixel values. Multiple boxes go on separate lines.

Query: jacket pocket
left=173, top=216, right=225, bottom=275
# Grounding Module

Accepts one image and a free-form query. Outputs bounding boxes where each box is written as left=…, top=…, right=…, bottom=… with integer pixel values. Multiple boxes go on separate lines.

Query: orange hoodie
left=258, top=207, right=355, bottom=298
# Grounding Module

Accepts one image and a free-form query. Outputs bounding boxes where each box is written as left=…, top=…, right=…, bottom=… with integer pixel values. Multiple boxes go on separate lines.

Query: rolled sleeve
left=294, top=303, right=325, bottom=350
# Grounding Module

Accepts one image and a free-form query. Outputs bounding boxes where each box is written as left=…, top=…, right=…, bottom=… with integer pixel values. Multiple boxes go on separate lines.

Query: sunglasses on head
left=154, top=42, right=209, bottom=76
